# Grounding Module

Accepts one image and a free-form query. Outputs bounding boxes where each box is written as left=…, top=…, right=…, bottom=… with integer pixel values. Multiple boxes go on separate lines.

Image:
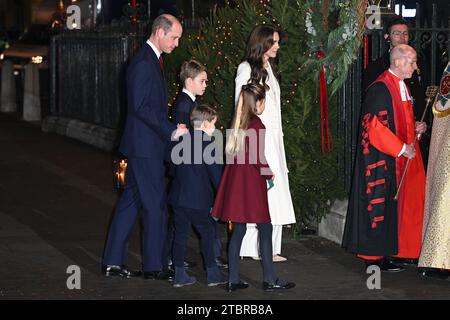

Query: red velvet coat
left=212, top=116, right=273, bottom=224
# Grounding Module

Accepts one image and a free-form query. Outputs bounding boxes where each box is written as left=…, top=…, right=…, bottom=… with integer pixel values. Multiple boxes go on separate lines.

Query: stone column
left=23, top=63, right=41, bottom=121
left=0, top=60, right=17, bottom=113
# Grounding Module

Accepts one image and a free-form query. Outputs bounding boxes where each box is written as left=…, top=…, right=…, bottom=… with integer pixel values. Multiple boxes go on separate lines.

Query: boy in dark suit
left=173, top=59, right=207, bottom=125
left=168, top=60, right=228, bottom=270
left=168, top=105, right=227, bottom=287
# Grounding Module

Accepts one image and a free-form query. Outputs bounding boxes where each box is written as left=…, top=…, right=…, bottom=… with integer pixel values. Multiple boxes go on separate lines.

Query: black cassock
left=342, top=82, right=399, bottom=257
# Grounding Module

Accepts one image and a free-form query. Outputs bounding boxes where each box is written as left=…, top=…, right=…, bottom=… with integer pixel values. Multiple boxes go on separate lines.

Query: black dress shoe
left=365, top=259, right=405, bottom=272
left=215, top=257, right=228, bottom=269
left=102, top=265, right=142, bottom=278
left=379, top=259, right=405, bottom=272
left=168, top=260, right=196, bottom=271
left=143, top=269, right=175, bottom=281
left=418, top=268, right=449, bottom=280
left=262, top=278, right=296, bottom=291
left=391, top=258, right=419, bottom=266
left=226, top=281, right=249, bottom=292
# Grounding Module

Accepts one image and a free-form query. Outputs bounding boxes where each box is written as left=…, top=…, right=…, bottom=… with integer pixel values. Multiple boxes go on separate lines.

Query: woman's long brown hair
left=244, top=24, right=281, bottom=85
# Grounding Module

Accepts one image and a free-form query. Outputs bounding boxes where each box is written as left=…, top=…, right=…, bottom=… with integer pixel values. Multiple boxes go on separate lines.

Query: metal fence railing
left=50, top=31, right=145, bottom=129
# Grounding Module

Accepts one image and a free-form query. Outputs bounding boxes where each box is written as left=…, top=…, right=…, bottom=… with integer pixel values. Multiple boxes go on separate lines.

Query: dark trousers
left=228, top=222, right=276, bottom=283
left=103, top=157, right=167, bottom=271
left=172, top=206, right=216, bottom=268
left=166, top=214, right=222, bottom=264
left=210, top=218, right=223, bottom=258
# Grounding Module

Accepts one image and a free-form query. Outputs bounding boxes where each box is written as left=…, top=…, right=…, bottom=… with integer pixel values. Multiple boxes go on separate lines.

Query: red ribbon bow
left=317, top=51, right=331, bottom=153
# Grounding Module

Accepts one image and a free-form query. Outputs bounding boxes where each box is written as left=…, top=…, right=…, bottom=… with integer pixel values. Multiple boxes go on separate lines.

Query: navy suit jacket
left=120, top=43, right=176, bottom=159
left=168, top=130, right=222, bottom=211
left=173, top=91, right=196, bottom=128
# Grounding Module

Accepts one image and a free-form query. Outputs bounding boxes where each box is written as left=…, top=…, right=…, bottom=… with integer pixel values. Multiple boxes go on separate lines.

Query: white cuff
left=398, top=144, right=406, bottom=157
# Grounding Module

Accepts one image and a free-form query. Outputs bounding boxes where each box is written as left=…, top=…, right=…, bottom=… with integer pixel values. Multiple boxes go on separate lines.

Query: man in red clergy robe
left=342, top=44, right=427, bottom=272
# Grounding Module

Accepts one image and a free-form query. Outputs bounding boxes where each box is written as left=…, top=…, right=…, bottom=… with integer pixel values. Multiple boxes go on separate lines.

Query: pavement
left=0, top=113, right=449, bottom=301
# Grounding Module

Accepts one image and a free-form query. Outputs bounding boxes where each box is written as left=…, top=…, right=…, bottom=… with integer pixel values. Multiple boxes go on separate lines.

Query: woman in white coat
left=234, top=25, right=296, bottom=261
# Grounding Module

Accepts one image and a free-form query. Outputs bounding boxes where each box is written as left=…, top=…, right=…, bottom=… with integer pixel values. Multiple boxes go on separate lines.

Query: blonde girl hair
left=226, top=83, right=267, bottom=156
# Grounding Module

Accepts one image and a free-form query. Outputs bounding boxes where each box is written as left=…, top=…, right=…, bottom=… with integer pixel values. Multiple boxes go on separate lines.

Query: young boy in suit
left=173, top=59, right=208, bottom=126
left=168, top=105, right=227, bottom=287
left=167, top=60, right=228, bottom=270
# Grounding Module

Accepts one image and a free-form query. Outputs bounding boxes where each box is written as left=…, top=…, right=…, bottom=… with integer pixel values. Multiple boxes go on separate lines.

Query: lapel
left=183, top=92, right=196, bottom=108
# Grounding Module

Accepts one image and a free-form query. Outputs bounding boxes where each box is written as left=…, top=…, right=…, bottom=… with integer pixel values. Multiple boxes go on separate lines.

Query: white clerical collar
left=389, top=69, right=411, bottom=102
left=146, top=40, right=161, bottom=59
left=182, top=88, right=196, bottom=102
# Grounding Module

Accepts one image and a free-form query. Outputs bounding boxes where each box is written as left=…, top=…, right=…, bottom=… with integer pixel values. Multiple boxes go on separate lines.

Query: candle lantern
left=113, top=157, right=128, bottom=192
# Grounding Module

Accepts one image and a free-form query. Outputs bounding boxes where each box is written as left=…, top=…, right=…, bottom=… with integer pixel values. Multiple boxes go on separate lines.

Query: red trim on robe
left=366, top=178, right=386, bottom=194
left=365, top=160, right=387, bottom=176
left=367, top=197, right=385, bottom=211
left=371, top=216, right=385, bottom=229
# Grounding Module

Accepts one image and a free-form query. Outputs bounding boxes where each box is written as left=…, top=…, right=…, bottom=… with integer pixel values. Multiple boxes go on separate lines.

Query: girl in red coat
left=212, top=83, right=295, bottom=292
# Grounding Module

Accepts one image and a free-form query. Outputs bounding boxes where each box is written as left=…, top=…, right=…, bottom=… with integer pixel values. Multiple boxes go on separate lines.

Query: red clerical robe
left=342, top=70, right=425, bottom=259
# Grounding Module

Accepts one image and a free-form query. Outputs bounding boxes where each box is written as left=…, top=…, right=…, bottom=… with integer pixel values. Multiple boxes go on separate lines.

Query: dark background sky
left=0, top=0, right=448, bottom=44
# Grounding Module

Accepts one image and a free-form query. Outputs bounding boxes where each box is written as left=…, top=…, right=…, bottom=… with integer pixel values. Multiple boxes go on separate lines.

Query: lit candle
left=116, top=171, right=120, bottom=188
left=119, top=160, right=127, bottom=187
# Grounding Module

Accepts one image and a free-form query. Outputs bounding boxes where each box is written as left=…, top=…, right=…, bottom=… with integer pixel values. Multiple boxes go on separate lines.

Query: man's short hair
left=180, top=60, right=207, bottom=85
left=151, top=14, right=174, bottom=35
left=384, top=15, right=409, bottom=35
left=190, top=104, right=217, bottom=128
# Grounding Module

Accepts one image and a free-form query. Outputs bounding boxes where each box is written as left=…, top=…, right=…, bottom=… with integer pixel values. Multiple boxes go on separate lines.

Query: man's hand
left=173, top=124, right=188, bottom=140
left=415, top=121, right=427, bottom=135
left=403, top=143, right=416, bottom=159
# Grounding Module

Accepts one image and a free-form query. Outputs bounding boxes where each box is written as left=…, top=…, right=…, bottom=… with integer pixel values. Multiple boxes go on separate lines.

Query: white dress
left=234, top=61, right=296, bottom=257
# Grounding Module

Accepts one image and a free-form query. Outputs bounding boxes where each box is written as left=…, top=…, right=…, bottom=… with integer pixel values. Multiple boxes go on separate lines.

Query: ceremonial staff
left=394, top=85, right=438, bottom=200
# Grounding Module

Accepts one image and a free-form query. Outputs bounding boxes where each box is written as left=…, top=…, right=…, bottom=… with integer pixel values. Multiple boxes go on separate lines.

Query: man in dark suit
left=102, top=14, right=188, bottom=279
left=168, top=105, right=227, bottom=287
